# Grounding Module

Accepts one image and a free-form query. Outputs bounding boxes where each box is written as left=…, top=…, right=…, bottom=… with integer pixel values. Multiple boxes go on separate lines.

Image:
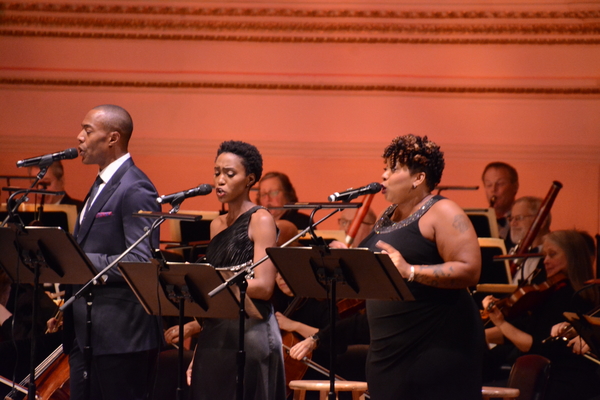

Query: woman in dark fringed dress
left=185, top=140, right=286, bottom=400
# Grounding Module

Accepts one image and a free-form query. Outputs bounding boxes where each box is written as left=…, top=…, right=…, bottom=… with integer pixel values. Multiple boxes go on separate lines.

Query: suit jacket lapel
left=75, top=158, right=134, bottom=244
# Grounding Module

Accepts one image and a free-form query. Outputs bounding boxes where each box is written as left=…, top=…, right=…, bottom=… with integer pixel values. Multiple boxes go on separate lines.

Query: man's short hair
left=482, top=162, right=518, bottom=184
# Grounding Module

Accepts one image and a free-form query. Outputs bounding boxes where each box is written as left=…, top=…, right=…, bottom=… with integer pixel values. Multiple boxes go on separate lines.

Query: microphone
left=156, top=184, right=213, bottom=205
left=328, top=182, right=382, bottom=202
left=16, top=148, right=79, bottom=168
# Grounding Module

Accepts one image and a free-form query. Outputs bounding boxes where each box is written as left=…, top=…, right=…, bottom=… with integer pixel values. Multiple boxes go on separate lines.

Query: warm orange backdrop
left=1, top=0, right=599, bottom=239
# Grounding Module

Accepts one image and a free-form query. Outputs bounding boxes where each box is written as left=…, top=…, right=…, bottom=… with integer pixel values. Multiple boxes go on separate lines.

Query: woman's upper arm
left=247, top=209, right=278, bottom=295
left=430, top=201, right=481, bottom=280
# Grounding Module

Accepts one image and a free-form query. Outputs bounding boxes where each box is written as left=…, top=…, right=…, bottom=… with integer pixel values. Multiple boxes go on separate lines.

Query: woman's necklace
left=374, top=193, right=435, bottom=234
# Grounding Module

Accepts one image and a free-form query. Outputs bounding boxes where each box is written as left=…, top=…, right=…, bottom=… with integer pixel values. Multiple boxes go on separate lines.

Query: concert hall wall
left=1, top=0, right=599, bottom=239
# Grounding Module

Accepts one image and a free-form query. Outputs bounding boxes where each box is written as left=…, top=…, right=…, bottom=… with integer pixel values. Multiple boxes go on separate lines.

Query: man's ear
left=108, top=131, right=120, bottom=147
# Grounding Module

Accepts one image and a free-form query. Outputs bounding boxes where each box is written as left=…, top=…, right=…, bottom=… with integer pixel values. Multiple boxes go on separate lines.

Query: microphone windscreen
left=63, top=147, right=79, bottom=159
left=197, top=184, right=213, bottom=195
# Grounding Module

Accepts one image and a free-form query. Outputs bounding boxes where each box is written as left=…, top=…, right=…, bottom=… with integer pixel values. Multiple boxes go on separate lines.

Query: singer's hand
left=376, top=240, right=410, bottom=278
left=164, top=321, right=202, bottom=345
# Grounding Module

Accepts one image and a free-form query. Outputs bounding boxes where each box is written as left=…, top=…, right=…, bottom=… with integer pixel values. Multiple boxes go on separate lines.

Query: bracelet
left=407, top=265, right=415, bottom=282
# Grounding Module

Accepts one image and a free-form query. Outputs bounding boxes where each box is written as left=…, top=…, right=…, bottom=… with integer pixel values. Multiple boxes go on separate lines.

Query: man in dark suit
left=65, top=104, right=162, bottom=400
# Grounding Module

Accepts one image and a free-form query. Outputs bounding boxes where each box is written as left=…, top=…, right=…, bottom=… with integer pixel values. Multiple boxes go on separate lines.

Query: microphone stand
left=207, top=202, right=360, bottom=400
left=1, top=166, right=65, bottom=228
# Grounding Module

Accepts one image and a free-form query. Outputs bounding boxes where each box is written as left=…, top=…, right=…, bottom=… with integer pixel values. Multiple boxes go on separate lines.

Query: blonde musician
left=484, top=230, right=600, bottom=400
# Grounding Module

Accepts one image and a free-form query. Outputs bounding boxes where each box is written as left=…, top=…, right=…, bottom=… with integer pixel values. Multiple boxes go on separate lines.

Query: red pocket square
left=95, top=211, right=113, bottom=218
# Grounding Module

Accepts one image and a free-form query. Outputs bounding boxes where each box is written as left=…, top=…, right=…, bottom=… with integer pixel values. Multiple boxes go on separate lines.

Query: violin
left=482, top=271, right=568, bottom=321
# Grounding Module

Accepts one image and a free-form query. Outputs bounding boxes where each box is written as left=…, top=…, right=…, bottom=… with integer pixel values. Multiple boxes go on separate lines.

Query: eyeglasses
left=507, top=214, right=535, bottom=223
left=259, top=190, right=281, bottom=199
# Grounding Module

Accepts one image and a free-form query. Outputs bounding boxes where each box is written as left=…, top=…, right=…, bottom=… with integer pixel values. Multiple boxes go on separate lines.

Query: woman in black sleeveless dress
left=350, top=135, right=484, bottom=400
left=185, top=140, right=286, bottom=400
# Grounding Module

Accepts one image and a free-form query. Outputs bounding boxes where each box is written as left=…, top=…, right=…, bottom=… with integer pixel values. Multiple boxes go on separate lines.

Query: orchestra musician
left=272, top=272, right=338, bottom=398
left=338, top=206, right=377, bottom=248
left=508, top=196, right=551, bottom=285
left=31, top=161, right=84, bottom=212
left=482, top=162, right=519, bottom=248
left=182, top=140, right=286, bottom=400
left=310, top=134, right=484, bottom=400
left=483, top=230, right=600, bottom=400
left=0, top=270, right=63, bottom=399
left=256, top=171, right=312, bottom=229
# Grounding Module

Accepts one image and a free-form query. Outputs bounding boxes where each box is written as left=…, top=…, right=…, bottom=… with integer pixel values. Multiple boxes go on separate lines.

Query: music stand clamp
left=267, top=245, right=413, bottom=400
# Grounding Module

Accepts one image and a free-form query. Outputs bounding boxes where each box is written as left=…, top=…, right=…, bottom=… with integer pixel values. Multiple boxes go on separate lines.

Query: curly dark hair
left=259, top=171, right=299, bottom=203
left=216, top=140, right=263, bottom=186
left=382, top=134, right=445, bottom=191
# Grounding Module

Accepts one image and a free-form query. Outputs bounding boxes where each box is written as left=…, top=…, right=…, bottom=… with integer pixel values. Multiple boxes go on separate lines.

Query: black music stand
left=266, top=246, right=413, bottom=400
left=0, top=226, right=96, bottom=400
left=118, top=261, right=241, bottom=400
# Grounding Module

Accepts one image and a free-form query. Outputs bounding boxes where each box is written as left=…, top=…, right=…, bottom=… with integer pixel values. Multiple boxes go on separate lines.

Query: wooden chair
left=506, top=354, right=551, bottom=400
left=288, top=380, right=368, bottom=400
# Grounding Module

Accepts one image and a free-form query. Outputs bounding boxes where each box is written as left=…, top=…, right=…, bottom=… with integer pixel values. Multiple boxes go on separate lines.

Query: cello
left=3, top=307, right=71, bottom=400
left=279, top=296, right=312, bottom=397
left=4, top=344, right=70, bottom=400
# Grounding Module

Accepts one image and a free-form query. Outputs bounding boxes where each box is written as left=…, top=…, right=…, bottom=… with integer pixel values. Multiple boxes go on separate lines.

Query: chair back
left=507, top=354, right=551, bottom=400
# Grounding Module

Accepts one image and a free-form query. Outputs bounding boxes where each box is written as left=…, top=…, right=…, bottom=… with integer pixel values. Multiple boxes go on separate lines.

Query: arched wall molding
left=1, top=2, right=599, bottom=20
left=1, top=1, right=599, bottom=45
left=2, top=29, right=600, bottom=45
